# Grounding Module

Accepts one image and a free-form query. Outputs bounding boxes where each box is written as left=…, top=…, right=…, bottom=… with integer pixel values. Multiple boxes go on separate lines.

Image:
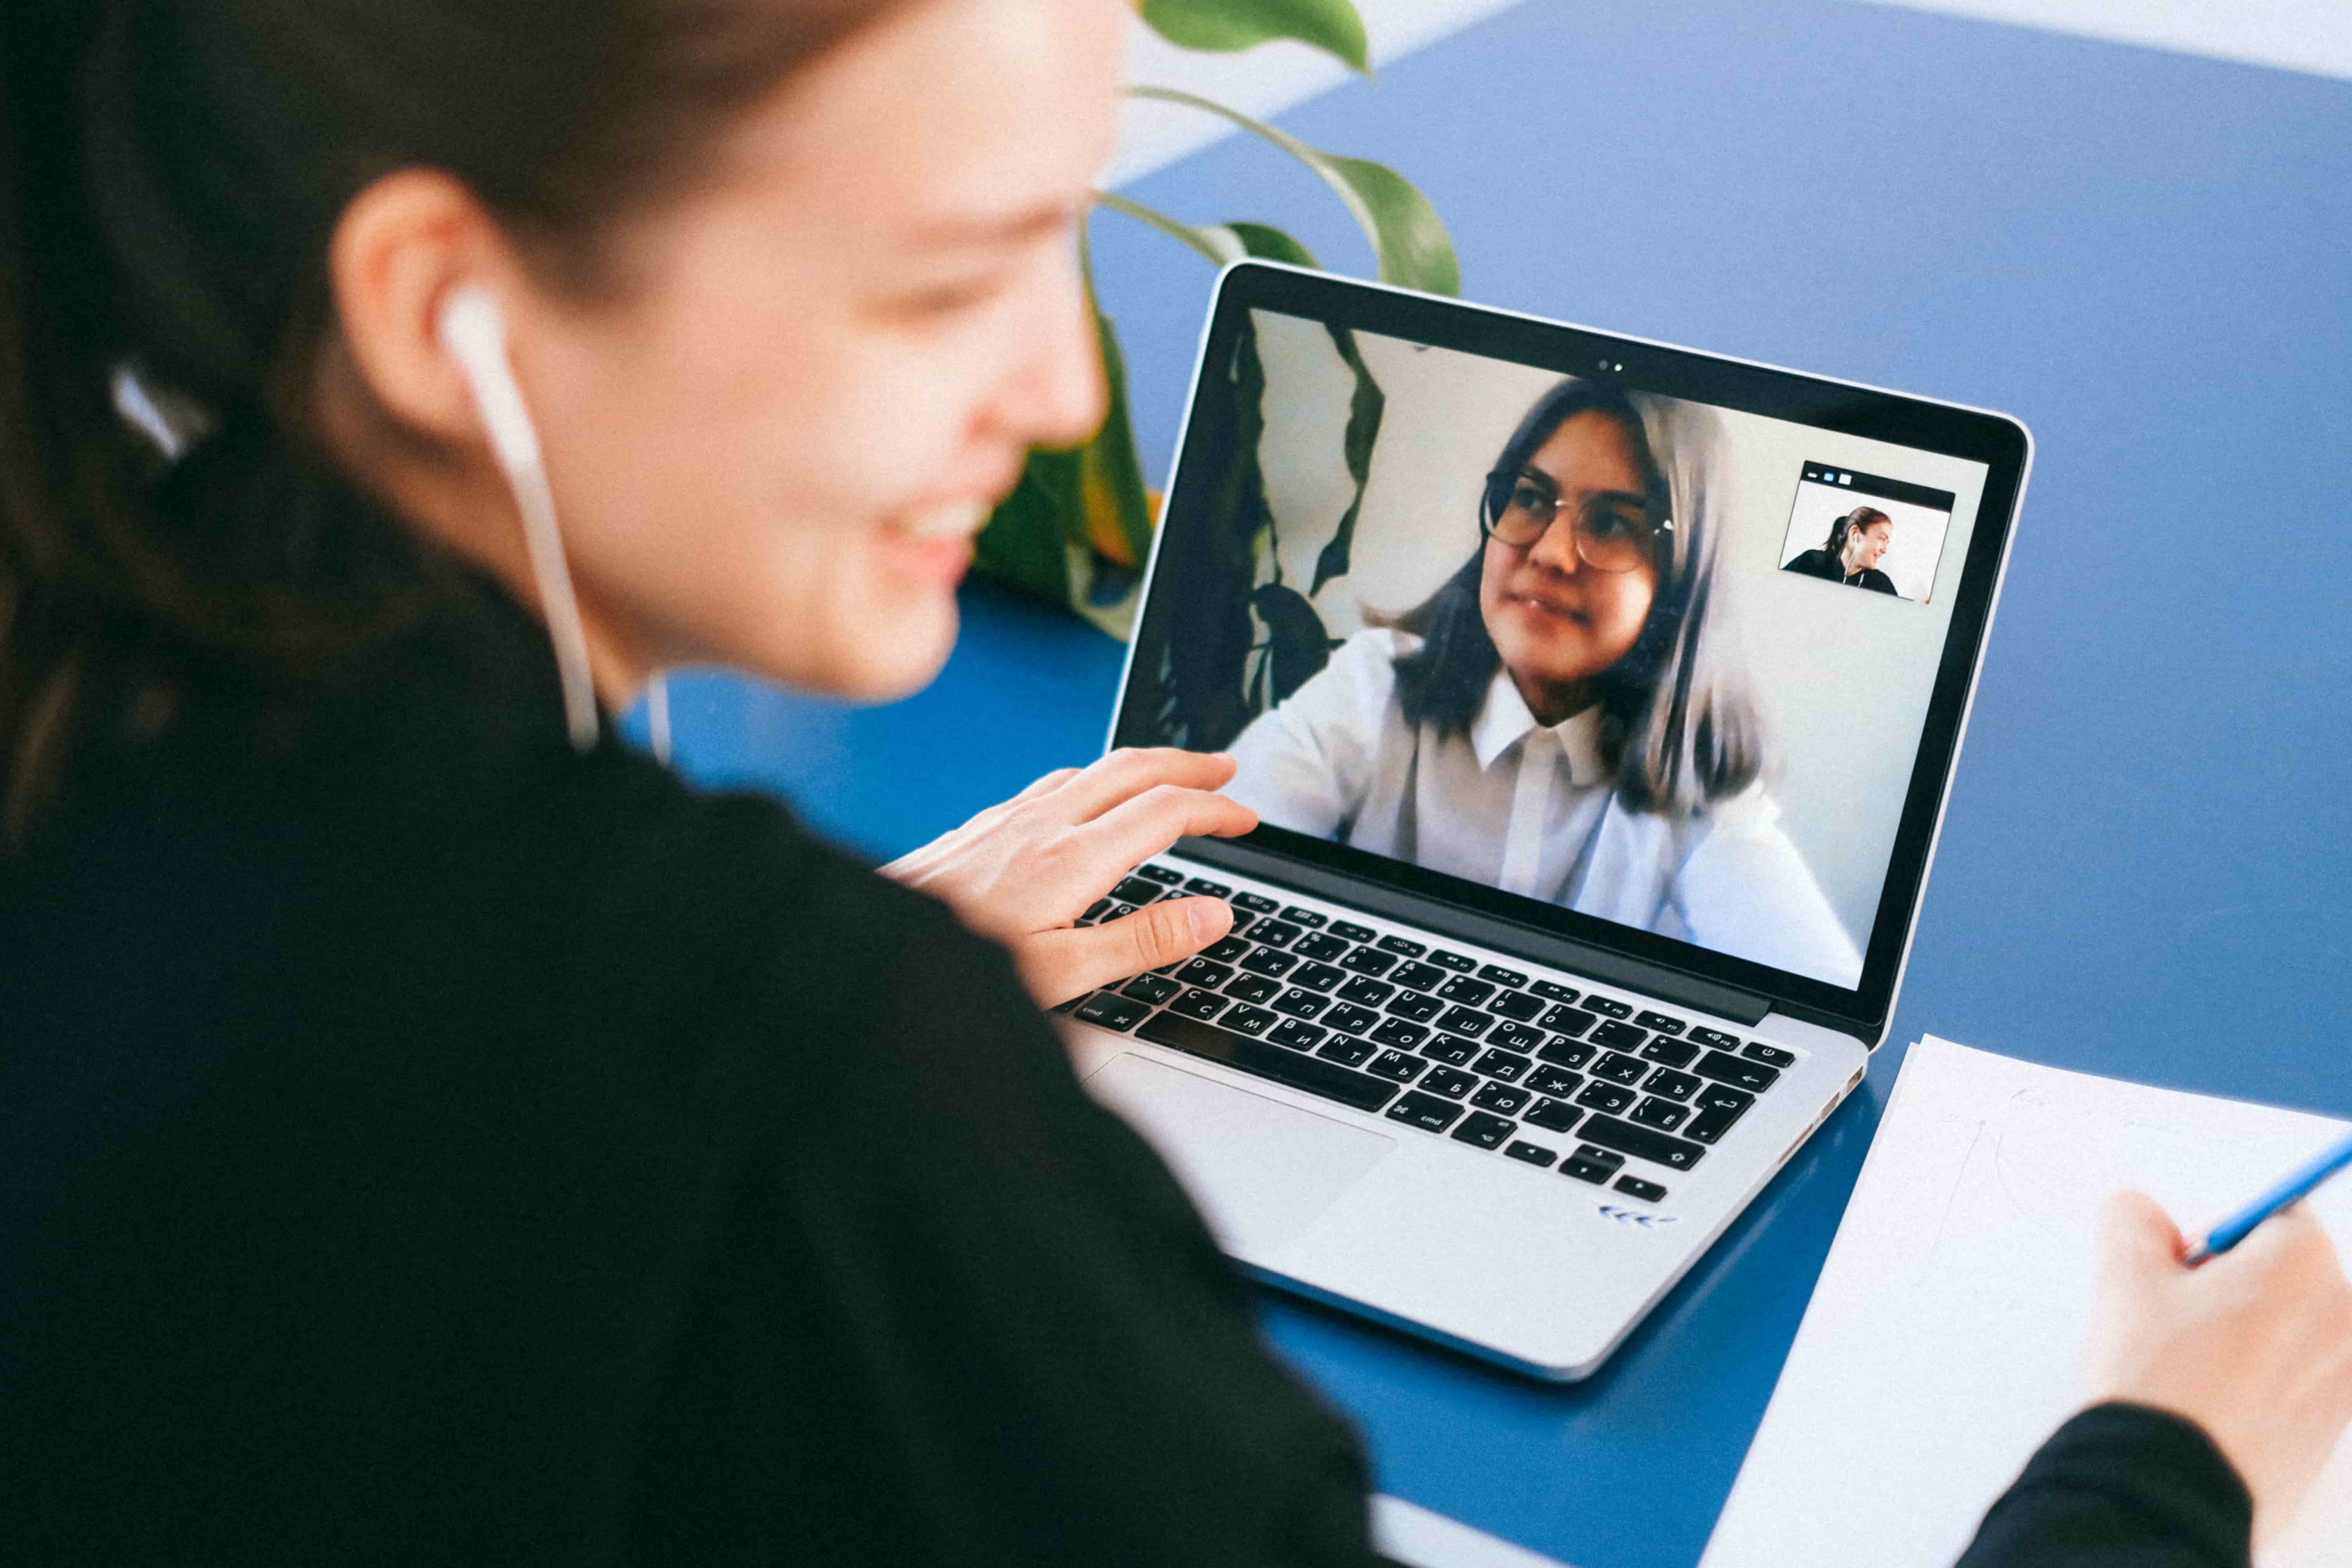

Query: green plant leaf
left=1079, top=310, right=1155, bottom=576
left=973, top=445, right=1079, bottom=611
left=1138, top=0, right=1368, bottom=72
left=1311, top=324, right=1383, bottom=594
left=1127, top=86, right=1460, bottom=296
left=1249, top=582, right=1336, bottom=704
left=1207, top=221, right=1319, bottom=269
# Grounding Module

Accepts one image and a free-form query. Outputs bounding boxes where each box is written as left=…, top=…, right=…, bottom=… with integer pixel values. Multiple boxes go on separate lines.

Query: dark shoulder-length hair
left=1822, top=504, right=1891, bottom=558
left=1389, top=377, right=1765, bottom=816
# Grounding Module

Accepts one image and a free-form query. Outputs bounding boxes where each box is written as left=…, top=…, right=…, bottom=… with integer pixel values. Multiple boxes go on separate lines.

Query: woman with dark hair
left=1226, top=377, right=1865, bottom=986
left=1784, top=504, right=1900, bottom=593
left=4, top=2, right=2349, bottom=1563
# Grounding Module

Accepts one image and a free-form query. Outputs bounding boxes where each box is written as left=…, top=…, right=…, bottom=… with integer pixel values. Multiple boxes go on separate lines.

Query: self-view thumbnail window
left=1778, top=462, right=1956, bottom=603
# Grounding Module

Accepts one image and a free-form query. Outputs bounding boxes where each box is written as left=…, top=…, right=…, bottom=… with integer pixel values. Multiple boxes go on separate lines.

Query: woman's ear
left=325, top=169, right=511, bottom=449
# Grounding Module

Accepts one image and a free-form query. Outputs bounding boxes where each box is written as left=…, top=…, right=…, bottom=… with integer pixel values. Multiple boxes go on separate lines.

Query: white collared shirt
left=1223, top=629, right=1864, bottom=987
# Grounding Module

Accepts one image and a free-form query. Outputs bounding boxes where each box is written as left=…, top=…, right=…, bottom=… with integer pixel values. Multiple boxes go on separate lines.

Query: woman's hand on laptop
left=2083, top=1188, right=2352, bottom=1543
left=881, top=748, right=1258, bottom=1009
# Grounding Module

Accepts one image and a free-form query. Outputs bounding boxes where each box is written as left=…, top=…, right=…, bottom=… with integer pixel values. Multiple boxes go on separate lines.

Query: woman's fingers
left=1043, top=747, right=1239, bottom=825
left=1080, top=782, right=1259, bottom=874
left=1018, top=895, right=1233, bottom=1008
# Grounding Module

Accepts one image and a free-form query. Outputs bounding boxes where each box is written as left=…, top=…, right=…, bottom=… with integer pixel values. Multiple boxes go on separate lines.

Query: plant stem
left=1091, top=190, right=1236, bottom=268
left=1125, top=85, right=1383, bottom=267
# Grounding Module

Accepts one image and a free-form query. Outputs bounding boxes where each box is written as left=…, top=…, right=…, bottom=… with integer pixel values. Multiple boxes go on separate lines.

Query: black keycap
left=1291, top=962, right=1347, bottom=994
left=1120, top=974, right=1181, bottom=1005
left=1421, top=1065, right=1478, bottom=1100
left=1523, top=1098, right=1582, bottom=1134
left=1428, top=949, right=1477, bottom=972
left=1693, top=1049, right=1780, bottom=1094
left=1436, top=1005, right=1494, bottom=1038
left=1487, top=1020, right=1544, bottom=1053
left=1420, top=1034, right=1481, bottom=1067
left=1638, top=1036, right=1699, bottom=1068
left=1685, top=1085, right=1755, bottom=1144
left=1473, top=1048, right=1532, bottom=1083
left=1390, top=961, right=1446, bottom=993
left=1106, top=903, right=1138, bottom=922
left=1385, top=1091, right=1463, bottom=1134
left=1577, top=1113, right=1707, bottom=1172
left=1136, top=1011, right=1398, bottom=1113
left=1742, top=1041, right=1797, bottom=1069
left=1643, top=1067, right=1702, bottom=1101
left=1228, top=893, right=1277, bottom=917
left=1136, top=863, right=1185, bottom=885
left=1323, top=1003, right=1379, bottom=1035
left=1293, top=932, right=1350, bottom=962
left=1338, top=976, right=1396, bottom=1006
left=1329, top=921, right=1376, bottom=942
left=1281, top=906, right=1328, bottom=928
left=1202, top=935, right=1252, bottom=964
left=1613, top=1175, right=1668, bottom=1203
left=1268, top=1018, right=1327, bottom=1052
left=1225, top=916, right=1256, bottom=941
left=1451, top=1111, right=1516, bottom=1150
left=1250, top=919, right=1304, bottom=949
left=1631, top=1096, right=1691, bottom=1132
left=1240, top=948, right=1300, bottom=978
left=1472, top=1081, right=1531, bottom=1115
left=1222, top=973, right=1281, bottom=1004
left=1169, top=988, right=1228, bottom=1021
left=1272, top=989, right=1330, bottom=1020
left=1530, top=980, right=1580, bottom=1003
left=1476, top=963, right=1529, bottom=987
left=1635, top=1010, right=1687, bottom=1034
left=1222, top=1005, right=1279, bottom=1037
left=1591, top=1019, right=1647, bottom=1051
left=1437, top=976, right=1495, bottom=1006
left=1576, top=1082, right=1636, bottom=1114
left=1111, top=876, right=1166, bottom=906
left=1377, top=935, right=1428, bottom=957
left=1176, top=957, right=1234, bottom=988
left=1584, top=996, right=1633, bottom=1019
left=1339, top=947, right=1398, bottom=977
left=1368, top=1050, right=1427, bottom=1083
left=1385, top=991, right=1445, bottom=1023
left=1369, top=1018, right=1429, bottom=1050
left=1690, top=1026, right=1740, bottom=1050
left=1562, top=1156, right=1617, bottom=1185
left=1505, top=1141, right=1557, bottom=1168
left=1080, top=898, right=1112, bottom=924
left=1541, top=1005, right=1598, bottom=1037
left=1182, top=877, right=1232, bottom=898
left=1316, top=1034, right=1377, bottom=1067
left=1485, top=991, right=1547, bottom=1022
left=1074, top=992, right=1149, bottom=1030
left=1593, top=1052, right=1647, bottom=1085
left=1526, top=1065, right=1583, bottom=1099
left=1537, top=1037, right=1596, bottom=1069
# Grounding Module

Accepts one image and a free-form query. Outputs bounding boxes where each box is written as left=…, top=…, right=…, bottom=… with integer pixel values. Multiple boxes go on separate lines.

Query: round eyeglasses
left=1481, top=468, right=1670, bottom=574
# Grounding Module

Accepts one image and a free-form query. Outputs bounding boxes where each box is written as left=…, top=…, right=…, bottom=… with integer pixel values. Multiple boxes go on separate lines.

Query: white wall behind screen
left=1248, top=310, right=1989, bottom=957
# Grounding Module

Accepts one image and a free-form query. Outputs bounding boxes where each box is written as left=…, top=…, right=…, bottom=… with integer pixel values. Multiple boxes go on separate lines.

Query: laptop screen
left=1115, top=266, right=2025, bottom=1026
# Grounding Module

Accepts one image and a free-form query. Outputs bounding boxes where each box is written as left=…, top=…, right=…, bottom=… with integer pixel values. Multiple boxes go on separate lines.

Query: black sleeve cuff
left=1955, top=1402, right=2253, bottom=1568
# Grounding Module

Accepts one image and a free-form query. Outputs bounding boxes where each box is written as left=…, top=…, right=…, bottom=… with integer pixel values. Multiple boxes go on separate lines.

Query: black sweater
left=0, top=585, right=2250, bottom=1565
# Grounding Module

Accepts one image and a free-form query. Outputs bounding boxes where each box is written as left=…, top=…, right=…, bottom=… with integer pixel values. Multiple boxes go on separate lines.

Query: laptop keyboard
left=1057, top=863, right=1806, bottom=1206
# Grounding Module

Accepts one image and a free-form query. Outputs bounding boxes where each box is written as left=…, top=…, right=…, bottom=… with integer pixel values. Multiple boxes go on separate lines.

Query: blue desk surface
left=636, top=3, right=2352, bottom=1563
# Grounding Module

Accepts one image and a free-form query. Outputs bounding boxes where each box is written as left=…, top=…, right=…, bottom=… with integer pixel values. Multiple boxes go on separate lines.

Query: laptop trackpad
left=1087, top=1052, right=1396, bottom=1256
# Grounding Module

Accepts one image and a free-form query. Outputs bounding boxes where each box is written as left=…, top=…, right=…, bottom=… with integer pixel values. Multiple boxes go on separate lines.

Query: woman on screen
left=1225, top=378, right=1863, bottom=986
left=1783, top=505, right=1899, bottom=594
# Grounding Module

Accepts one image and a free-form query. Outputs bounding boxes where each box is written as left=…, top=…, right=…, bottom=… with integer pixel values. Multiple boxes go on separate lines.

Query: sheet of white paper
left=1372, top=1495, right=1572, bottom=1568
left=1701, top=1035, right=2352, bottom=1568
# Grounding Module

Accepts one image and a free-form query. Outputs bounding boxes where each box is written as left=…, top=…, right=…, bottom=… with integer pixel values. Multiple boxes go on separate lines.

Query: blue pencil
left=2182, top=1127, right=2352, bottom=1266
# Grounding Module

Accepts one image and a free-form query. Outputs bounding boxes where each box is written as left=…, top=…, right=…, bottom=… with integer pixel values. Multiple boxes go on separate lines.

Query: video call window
left=1777, top=463, right=1958, bottom=603
left=1126, top=309, right=1988, bottom=992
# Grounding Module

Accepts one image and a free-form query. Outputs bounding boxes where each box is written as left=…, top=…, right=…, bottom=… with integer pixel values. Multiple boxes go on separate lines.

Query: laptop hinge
left=1171, top=836, right=1772, bottom=1027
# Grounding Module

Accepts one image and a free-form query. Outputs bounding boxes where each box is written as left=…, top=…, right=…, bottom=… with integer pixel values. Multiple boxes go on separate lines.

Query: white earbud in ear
left=436, top=283, right=600, bottom=752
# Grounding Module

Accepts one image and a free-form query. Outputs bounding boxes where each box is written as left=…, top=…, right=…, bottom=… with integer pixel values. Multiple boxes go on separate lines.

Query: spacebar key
left=1138, top=1011, right=1399, bottom=1113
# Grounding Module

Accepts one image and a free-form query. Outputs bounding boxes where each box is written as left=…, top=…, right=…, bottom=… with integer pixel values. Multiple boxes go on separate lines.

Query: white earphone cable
left=437, top=284, right=600, bottom=752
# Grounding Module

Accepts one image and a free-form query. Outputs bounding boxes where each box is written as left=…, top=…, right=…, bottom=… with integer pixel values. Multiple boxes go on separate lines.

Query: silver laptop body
left=1061, top=263, right=2030, bottom=1380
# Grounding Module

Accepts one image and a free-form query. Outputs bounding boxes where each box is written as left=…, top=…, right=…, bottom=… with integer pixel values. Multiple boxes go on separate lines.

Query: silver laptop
left=1058, top=262, right=2030, bottom=1380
